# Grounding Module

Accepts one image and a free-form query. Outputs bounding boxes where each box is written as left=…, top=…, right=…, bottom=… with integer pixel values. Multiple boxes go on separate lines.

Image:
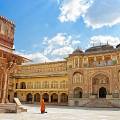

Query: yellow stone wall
left=13, top=61, right=68, bottom=104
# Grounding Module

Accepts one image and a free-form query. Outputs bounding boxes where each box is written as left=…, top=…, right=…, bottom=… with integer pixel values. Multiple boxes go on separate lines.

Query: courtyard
left=0, top=105, right=120, bottom=120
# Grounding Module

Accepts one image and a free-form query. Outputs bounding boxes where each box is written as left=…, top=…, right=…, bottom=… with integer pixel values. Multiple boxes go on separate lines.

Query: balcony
left=84, top=60, right=117, bottom=68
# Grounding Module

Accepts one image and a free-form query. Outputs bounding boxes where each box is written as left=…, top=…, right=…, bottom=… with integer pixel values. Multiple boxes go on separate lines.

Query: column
left=58, top=93, right=61, bottom=104
left=94, top=56, right=96, bottom=67
left=32, top=93, right=34, bottom=103
left=1, top=71, right=8, bottom=103
left=49, top=94, right=51, bottom=103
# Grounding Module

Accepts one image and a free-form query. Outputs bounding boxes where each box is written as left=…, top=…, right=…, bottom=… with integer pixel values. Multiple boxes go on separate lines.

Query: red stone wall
left=0, top=16, right=15, bottom=49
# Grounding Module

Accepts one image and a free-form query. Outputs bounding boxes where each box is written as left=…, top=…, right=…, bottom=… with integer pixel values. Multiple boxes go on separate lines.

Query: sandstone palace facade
left=11, top=44, right=120, bottom=107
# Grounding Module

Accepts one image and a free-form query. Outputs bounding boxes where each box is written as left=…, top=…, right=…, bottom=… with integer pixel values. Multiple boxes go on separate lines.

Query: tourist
left=40, top=99, right=45, bottom=113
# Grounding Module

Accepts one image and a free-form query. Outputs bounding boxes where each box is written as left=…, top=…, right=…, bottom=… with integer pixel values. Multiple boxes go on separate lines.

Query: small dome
left=85, top=45, right=114, bottom=53
left=72, top=48, right=83, bottom=55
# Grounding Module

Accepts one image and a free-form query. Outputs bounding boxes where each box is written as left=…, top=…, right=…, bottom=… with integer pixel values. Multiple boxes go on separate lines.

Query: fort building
left=13, top=44, right=120, bottom=107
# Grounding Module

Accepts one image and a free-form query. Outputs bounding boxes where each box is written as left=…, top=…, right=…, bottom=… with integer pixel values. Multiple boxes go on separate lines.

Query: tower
left=0, top=16, right=28, bottom=104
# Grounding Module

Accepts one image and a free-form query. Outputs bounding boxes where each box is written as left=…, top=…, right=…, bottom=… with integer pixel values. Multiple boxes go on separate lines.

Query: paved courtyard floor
left=0, top=104, right=120, bottom=120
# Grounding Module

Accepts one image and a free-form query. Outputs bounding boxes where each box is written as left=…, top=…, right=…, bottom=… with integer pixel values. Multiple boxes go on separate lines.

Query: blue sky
left=1, top=0, right=120, bottom=63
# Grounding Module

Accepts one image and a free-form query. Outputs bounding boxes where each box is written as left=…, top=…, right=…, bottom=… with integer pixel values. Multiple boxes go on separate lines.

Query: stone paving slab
left=0, top=105, right=120, bottom=120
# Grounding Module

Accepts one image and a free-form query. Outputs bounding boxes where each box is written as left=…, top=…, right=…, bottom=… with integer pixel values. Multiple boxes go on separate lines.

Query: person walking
left=40, top=99, right=45, bottom=113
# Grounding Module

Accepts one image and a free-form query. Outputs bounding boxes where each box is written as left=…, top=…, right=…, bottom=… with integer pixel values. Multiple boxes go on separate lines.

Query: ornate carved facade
left=0, top=16, right=27, bottom=104
left=13, top=44, right=120, bottom=107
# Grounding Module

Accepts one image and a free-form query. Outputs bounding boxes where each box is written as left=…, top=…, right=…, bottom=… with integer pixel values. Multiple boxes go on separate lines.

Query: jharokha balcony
left=85, top=60, right=117, bottom=68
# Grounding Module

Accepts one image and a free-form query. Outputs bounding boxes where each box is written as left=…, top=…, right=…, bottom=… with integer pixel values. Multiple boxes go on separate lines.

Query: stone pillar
left=78, top=57, right=79, bottom=68
left=58, top=93, right=61, bottom=104
left=40, top=93, right=43, bottom=101
left=49, top=94, right=51, bottom=103
left=32, top=93, right=34, bottom=103
left=1, top=71, right=8, bottom=103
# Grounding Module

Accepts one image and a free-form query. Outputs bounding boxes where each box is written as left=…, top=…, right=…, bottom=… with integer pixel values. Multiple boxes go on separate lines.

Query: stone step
left=0, top=103, right=17, bottom=113
left=84, top=99, right=115, bottom=108
left=0, top=108, right=6, bottom=113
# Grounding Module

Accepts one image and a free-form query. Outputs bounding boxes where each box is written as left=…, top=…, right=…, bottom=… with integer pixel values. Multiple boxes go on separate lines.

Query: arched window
left=74, top=87, right=83, bottom=98
left=27, top=82, right=33, bottom=89
left=42, top=81, right=49, bottom=89
left=16, top=83, right=18, bottom=89
left=42, top=93, right=49, bottom=102
left=73, top=73, right=83, bottom=84
left=51, top=81, right=58, bottom=89
left=26, top=93, right=32, bottom=102
left=20, top=82, right=26, bottom=89
left=51, top=93, right=58, bottom=103
left=61, top=93, right=68, bottom=103
left=34, top=93, right=40, bottom=102
left=75, top=58, right=79, bottom=68
left=60, top=80, right=65, bottom=88
left=34, top=82, right=41, bottom=89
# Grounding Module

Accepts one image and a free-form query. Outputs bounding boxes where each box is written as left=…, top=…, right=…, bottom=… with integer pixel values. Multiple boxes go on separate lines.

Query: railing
left=84, top=60, right=117, bottom=68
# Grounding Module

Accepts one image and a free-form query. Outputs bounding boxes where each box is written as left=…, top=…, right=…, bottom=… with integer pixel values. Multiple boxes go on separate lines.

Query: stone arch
left=72, top=72, right=83, bottom=84
left=34, top=93, right=40, bottom=102
left=92, top=73, right=109, bottom=97
left=20, top=82, right=26, bottom=89
left=42, top=93, right=49, bottom=102
left=60, top=93, right=68, bottom=103
left=51, top=93, right=58, bottom=103
left=26, top=93, right=32, bottom=102
left=73, top=71, right=83, bottom=76
left=73, top=87, right=83, bottom=98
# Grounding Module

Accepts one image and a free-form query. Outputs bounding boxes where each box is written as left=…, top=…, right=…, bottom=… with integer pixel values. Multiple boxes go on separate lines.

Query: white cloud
left=15, top=33, right=81, bottom=64
left=43, top=33, right=81, bottom=58
left=58, top=0, right=120, bottom=28
left=15, top=51, right=51, bottom=64
left=58, top=0, right=93, bottom=22
left=51, top=46, right=74, bottom=56
left=84, top=0, right=120, bottom=28
left=89, top=35, right=120, bottom=47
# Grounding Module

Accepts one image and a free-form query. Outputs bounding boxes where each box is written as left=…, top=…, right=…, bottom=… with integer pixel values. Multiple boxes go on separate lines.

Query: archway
left=34, top=93, right=40, bottom=102
left=92, top=73, right=109, bottom=97
left=42, top=93, right=49, bottom=102
left=99, top=87, right=107, bottom=98
left=74, top=87, right=83, bottom=98
left=26, top=93, right=32, bottom=102
left=61, top=93, right=68, bottom=103
left=51, top=93, right=58, bottom=103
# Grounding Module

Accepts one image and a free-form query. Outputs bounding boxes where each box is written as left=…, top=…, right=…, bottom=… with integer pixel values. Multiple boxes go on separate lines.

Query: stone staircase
left=0, top=103, right=27, bottom=113
left=0, top=103, right=17, bottom=113
left=83, top=99, right=119, bottom=108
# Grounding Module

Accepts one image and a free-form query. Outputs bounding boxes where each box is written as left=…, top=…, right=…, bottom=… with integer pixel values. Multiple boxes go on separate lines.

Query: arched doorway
left=42, top=93, right=49, bottom=102
left=74, top=87, right=83, bottom=98
left=92, top=73, right=109, bottom=98
left=61, top=93, right=68, bottom=103
left=34, top=93, right=40, bottom=102
left=51, top=93, right=58, bottom=103
left=26, top=93, right=32, bottom=102
left=99, top=87, right=107, bottom=98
